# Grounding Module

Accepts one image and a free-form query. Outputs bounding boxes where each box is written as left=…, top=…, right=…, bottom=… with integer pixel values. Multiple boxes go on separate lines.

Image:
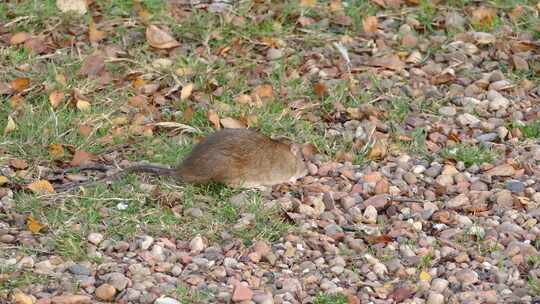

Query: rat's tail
left=54, top=164, right=178, bottom=192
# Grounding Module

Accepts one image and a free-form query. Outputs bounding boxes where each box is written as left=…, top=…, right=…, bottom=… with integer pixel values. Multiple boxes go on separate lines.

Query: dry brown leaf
left=329, top=0, right=343, bottom=11
left=49, top=90, right=65, bottom=109
left=56, top=0, right=87, bottom=14
left=335, top=150, right=353, bottom=162
left=146, top=25, right=180, bottom=49
left=55, top=73, right=67, bottom=86
left=368, top=54, right=404, bottom=70
left=362, top=16, right=379, bottom=34
left=4, top=115, right=17, bottom=134
left=220, top=117, right=246, bottom=129
left=367, top=140, right=387, bottom=160
left=76, top=99, right=91, bottom=112
left=48, top=143, right=65, bottom=158
left=10, top=32, right=30, bottom=45
left=112, top=115, right=129, bottom=126
left=313, top=82, right=327, bottom=97
left=207, top=109, right=221, bottom=129
left=79, top=124, right=92, bottom=136
left=252, top=84, right=273, bottom=99
left=471, top=7, right=497, bottom=28
left=27, top=216, right=46, bottom=233
left=0, top=176, right=8, bottom=186
left=70, top=150, right=95, bottom=167
left=235, top=94, right=253, bottom=105
left=10, top=159, right=28, bottom=169
left=78, top=54, right=105, bottom=77
left=89, top=19, right=106, bottom=44
left=181, top=83, right=194, bottom=100
left=300, top=0, right=317, bottom=7
left=10, top=77, right=30, bottom=92
left=27, top=180, right=55, bottom=195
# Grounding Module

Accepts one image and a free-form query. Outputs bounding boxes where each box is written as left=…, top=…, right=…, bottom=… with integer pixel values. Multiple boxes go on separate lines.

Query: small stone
left=402, top=33, right=418, bottom=48
left=489, top=71, right=504, bottom=82
left=190, top=236, right=205, bottom=253
left=426, top=292, right=445, bottom=304
left=489, top=80, right=512, bottom=91
left=185, top=207, right=203, bottom=218
left=95, top=283, right=116, bottom=301
left=154, top=297, right=181, bottom=304
left=68, top=264, right=91, bottom=276
left=267, top=48, right=283, bottom=60
left=438, top=106, right=456, bottom=116
left=50, top=295, right=92, bottom=304
left=13, top=292, right=33, bottom=304
left=472, top=32, right=495, bottom=44
left=363, top=194, right=389, bottom=210
left=488, top=97, right=509, bottom=111
left=505, top=180, right=525, bottom=193
left=403, top=172, right=417, bottom=184
left=363, top=206, right=378, bottom=224
left=87, top=233, right=103, bottom=245
left=445, top=12, right=465, bottom=30
left=139, top=235, right=154, bottom=250
left=456, top=113, right=480, bottom=127
left=0, top=234, right=15, bottom=243
left=232, top=283, right=253, bottom=302
left=512, top=55, right=529, bottom=71
left=476, top=133, right=497, bottom=142
left=106, top=272, right=129, bottom=291
left=455, top=269, right=479, bottom=286
left=431, top=278, right=449, bottom=292
left=486, top=164, right=515, bottom=177
left=252, top=293, right=274, bottom=304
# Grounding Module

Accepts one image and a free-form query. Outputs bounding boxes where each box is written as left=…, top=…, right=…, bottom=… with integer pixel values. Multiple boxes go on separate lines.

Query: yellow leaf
left=48, top=143, right=65, bottom=158
left=49, top=90, right=65, bottom=109
left=175, top=67, right=193, bottom=76
left=111, top=115, right=129, bottom=126
left=363, top=16, right=379, bottom=34
left=419, top=270, right=432, bottom=282
left=4, top=115, right=17, bottom=134
left=180, top=83, right=194, bottom=100
left=89, top=19, right=106, bottom=44
left=0, top=176, right=8, bottom=186
left=27, top=180, right=55, bottom=194
left=220, top=117, right=246, bottom=129
left=76, top=99, right=91, bottom=112
left=300, top=0, right=317, bottom=7
left=367, top=140, right=387, bottom=160
left=27, top=216, right=45, bottom=234
left=146, top=25, right=180, bottom=49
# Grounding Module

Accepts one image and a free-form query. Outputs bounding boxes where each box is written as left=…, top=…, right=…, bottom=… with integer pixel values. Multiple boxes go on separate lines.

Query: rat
left=55, top=128, right=308, bottom=191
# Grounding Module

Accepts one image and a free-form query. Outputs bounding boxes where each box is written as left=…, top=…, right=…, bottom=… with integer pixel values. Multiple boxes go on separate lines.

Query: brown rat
left=56, top=128, right=308, bottom=191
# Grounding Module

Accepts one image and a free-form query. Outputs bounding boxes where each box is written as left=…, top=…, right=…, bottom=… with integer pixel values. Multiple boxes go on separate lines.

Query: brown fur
left=56, top=129, right=307, bottom=191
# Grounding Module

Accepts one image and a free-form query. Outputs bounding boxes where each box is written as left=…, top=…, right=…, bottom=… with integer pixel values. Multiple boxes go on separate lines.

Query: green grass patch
left=515, top=120, right=540, bottom=139
left=314, top=292, right=349, bottom=304
left=440, top=143, right=497, bottom=167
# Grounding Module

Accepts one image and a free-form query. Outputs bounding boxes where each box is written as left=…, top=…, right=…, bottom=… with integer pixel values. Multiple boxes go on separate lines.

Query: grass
left=440, top=143, right=497, bottom=167
left=514, top=120, right=540, bottom=139
left=313, top=292, right=349, bottom=304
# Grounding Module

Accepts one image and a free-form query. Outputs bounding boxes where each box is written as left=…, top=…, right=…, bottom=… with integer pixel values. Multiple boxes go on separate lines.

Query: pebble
left=50, top=295, right=92, bottom=304
left=363, top=206, right=378, bottom=224
left=105, top=272, right=129, bottom=291
left=426, top=292, right=445, bottom=304
left=232, top=283, right=253, bottom=302
left=154, top=297, right=181, bottom=304
left=455, top=269, right=479, bottom=286
left=87, top=233, right=103, bottom=245
left=190, top=236, right=205, bottom=253
left=139, top=235, right=154, bottom=250
left=68, top=264, right=91, bottom=276
left=505, top=180, right=525, bottom=193
left=267, top=48, right=283, bottom=60
left=456, top=113, right=480, bottom=127
left=95, top=283, right=116, bottom=301
left=438, top=106, right=456, bottom=116
left=13, top=292, right=33, bottom=304
left=431, top=278, right=449, bottom=292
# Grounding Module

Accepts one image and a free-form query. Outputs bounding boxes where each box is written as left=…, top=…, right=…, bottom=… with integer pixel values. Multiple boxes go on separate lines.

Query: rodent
left=56, top=128, right=308, bottom=191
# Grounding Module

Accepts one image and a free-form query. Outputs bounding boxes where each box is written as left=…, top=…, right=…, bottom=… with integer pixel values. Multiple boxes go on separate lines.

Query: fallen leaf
left=10, top=32, right=30, bottom=45
left=27, top=216, right=46, bottom=233
left=56, top=73, right=67, bottom=86
left=0, top=176, right=8, bottom=186
left=365, top=234, right=394, bottom=244
left=89, top=19, right=106, bottom=44
left=313, top=82, right=327, bottom=97
left=388, top=287, right=414, bottom=302
left=207, top=109, right=221, bottom=129
left=56, top=0, right=87, bottom=14
left=13, top=292, right=33, bottom=304
left=79, top=124, right=92, bottom=136
left=10, top=77, right=30, bottom=92
left=76, top=99, right=91, bottom=112
left=471, top=7, right=497, bottom=28
left=49, top=90, right=65, bottom=109
left=78, top=54, right=105, bottom=77
left=70, top=150, right=95, bottom=167
left=329, top=0, right=343, bottom=11
left=10, top=159, right=28, bottom=169
left=335, top=150, right=353, bottom=162
left=370, top=0, right=387, bottom=7
left=181, top=83, right=194, bottom=100
left=235, top=94, right=253, bottom=105
left=367, top=140, right=387, bottom=160
left=300, top=0, right=317, bottom=7
left=220, top=117, right=246, bottom=129
left=23, top=36, right=48, bottom=54
left=146, top=25, right=180, bottom=49
left=362, top=16, right=379, bottom=34
left=10, top=95, right=25, bottom=109
left=27, top=180, right=55, bottom=195
left=4, top=115, right=17, bottom=134
left=368, top=54, right=404, bottom=70
left=252, top=84, right=273, bottom=99
left=111, top=115, right=129, bottom=126
left=48, top=144, right=65, bottom=158
left=419, top=270, right=432, bottom=282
